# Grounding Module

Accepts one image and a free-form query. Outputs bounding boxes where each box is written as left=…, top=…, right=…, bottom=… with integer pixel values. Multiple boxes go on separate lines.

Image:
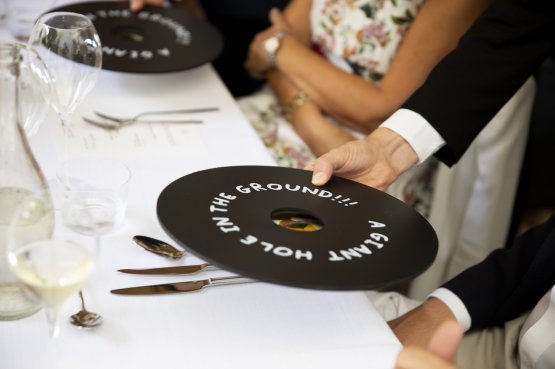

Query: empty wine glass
left=28, top=12, right=102, bottom=132
left=6, top=190, right=98, bottom=337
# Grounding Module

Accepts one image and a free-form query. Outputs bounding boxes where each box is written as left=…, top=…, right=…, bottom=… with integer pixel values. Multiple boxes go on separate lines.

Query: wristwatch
left=264, top=32, right=286, bottom=67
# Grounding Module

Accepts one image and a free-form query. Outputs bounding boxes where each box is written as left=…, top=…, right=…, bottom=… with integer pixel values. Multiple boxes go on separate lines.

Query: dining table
left=0, top=16, right=402, bottom=369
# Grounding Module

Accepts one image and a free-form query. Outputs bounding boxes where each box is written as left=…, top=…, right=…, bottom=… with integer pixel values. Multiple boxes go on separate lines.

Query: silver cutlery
left=95, top=107, right=219, bottom=124
left=118, top=263, right=217, bottom=275
left=82, top=116, right=203, bottom=130
left=132, top=235, right=185, bottom=259
left=69, top=290, right=103, bottom=328
left=111, top=276, right=255, bottom=295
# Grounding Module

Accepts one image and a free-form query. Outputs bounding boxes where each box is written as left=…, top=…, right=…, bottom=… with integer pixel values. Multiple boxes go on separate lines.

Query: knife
left=118, top=263, right=217, bottom=275
left=111, top=276, right=255, bottom=295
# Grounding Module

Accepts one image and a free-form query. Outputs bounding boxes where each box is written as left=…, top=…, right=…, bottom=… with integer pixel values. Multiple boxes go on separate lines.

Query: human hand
left=129, top=0, right=165, bottom=12
left=395, top=320, right=463, bottom=369
left=306, top=127, right=418, bottom=191
left=245, top=8, right=291, bottom=79
left=128, top=0, right=206, bottom=18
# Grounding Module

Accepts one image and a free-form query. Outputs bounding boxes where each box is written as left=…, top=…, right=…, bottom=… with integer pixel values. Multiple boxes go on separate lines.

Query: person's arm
left=248, top=1, right=356, bottom=155
left=395, top=212, right=555, bottom=343
left=440, top=212, right=555, bottom=330
left=395, top=321, right=463, bottom=369
left=308, top=0, right=555, bottom=188
left=249, top=0, right=492, bottom=132
left=402, top=0, right=555, bottom=165
left=242, top=1, right=310, bottom=80
left=389, top=298, right=458, bottom=347
left=266, top=71, right=356, bottom=157
left=390, top=213, right=555, bottom=368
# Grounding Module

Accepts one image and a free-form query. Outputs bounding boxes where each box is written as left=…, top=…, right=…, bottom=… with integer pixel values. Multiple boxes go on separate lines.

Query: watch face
left=265, top=37, right=280, bottom=54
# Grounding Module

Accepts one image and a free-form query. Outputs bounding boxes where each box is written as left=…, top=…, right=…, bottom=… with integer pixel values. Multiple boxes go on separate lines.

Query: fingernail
left=312, top=172, right=326, bottom=186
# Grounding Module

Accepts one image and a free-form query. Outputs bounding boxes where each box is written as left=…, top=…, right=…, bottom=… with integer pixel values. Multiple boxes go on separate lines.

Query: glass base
left=0, top=282, right=41, bottom=321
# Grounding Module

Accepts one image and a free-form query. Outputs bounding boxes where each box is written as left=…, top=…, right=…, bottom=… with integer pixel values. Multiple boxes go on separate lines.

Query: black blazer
left=403, top=0, right=555, bottom=166
left=442, top=213, right=555, bottom=330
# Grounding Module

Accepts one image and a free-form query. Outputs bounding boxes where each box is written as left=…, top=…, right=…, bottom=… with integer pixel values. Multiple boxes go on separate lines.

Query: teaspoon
left=132, top=235, right=185, bottom=259
left=69, top=290, right=103, bottom=328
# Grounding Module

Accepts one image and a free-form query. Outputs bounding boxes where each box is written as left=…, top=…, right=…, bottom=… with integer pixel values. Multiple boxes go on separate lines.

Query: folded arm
left=267, top=71, right=355, bottom=156
left=250, top=0, right=492, bottom=132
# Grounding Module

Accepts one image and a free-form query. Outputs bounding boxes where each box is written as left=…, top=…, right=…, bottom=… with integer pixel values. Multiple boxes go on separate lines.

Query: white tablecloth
left=0, top=46, right=401, bottom=369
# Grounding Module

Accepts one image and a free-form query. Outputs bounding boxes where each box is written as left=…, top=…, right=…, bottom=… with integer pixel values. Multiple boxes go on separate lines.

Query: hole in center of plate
left=112, top=25, right=146, bottom=43
left=271, top=208, right=324, bottom=232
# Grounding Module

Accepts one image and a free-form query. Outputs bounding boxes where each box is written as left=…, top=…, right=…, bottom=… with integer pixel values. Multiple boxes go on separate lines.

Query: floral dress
left=310, top=0, right=424, bottom=83
left=238, top=0, right=426, bottom=168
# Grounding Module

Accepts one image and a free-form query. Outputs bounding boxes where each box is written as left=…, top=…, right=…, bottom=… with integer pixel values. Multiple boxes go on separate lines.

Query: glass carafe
left=0, top=41, right=53, bottom=320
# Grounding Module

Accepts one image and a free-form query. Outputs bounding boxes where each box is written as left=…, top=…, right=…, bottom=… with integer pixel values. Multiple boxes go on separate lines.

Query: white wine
left=9, top=239, right=94, bottom=308
left=0, top=187, right=54, bottom=320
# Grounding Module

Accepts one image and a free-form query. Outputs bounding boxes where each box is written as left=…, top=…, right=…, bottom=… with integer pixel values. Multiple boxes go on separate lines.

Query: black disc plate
left=51, top=1, right=223, bottom=73
left=157, top=166, right=438, bottom=290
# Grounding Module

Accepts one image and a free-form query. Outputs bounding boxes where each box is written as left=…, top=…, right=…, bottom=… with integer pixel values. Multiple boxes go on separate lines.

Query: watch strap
left=266, top=31, right=286, bottom=67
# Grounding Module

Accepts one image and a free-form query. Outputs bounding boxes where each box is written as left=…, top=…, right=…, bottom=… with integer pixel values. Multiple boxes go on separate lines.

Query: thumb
left=130, top=0, right=144, bottom=12
left=269, top=8, right=288, bottom=30
left=307, top=157, right=334, bottom=186
left=427, top=321, right=464, bottom=362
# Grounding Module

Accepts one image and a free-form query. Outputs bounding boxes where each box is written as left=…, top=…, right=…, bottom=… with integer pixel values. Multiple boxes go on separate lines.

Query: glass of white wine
left=6, top=190, right=98, bottom=337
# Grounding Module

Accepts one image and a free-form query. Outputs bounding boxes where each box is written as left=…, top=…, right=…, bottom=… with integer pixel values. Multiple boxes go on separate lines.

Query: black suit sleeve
left=442, top=213, right=555, bottom=330
left=403, top=0, right=555, bottom=166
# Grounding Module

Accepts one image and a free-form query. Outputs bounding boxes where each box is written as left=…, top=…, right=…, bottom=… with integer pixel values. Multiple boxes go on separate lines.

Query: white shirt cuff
left=428, top=287, right=472, bottom=332
left=380, top=109, right=446, bottom=164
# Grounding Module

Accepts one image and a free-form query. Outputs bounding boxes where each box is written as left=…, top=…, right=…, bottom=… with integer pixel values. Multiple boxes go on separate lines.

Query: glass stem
left=60, top=114, right=71, bottom=162
left=44, top=305, right=60, bottom=338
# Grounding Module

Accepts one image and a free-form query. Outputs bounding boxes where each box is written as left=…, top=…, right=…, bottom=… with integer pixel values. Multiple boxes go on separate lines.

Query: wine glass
left=27, top=12, right=102, bottom=141
left=6, top=190, right=98, bottom=337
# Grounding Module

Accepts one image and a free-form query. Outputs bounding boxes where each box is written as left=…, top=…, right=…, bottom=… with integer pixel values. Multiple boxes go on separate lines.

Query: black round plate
left=157, top=166, right=438, bottom=290
left=50, top=1, right=223, bottom=73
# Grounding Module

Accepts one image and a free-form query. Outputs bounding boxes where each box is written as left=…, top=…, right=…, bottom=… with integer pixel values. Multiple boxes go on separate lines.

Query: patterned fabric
left=238, top=86, right=316, bottom=169
left=310, top=0, right=425, bottom=82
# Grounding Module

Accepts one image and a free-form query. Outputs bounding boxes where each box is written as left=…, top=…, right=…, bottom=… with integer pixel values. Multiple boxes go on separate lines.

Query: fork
left=94, top=107, right=219, bottom=124
left=82, top=116, right=203, bottom=130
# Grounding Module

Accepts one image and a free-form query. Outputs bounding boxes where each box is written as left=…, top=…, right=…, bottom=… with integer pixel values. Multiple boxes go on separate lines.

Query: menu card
left=51, top=114, right=207, bottom=159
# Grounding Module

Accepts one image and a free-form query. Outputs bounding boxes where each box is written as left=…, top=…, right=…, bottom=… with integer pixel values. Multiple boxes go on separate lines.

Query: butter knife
left=118, top=263, right=217, bottom=275
left=111, top=276, right=255, bottom=295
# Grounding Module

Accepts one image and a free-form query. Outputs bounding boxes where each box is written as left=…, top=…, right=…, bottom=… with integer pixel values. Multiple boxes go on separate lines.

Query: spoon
left=132, top=235, right=185, bottom=259
left=69, top=290, right=103, bottom=328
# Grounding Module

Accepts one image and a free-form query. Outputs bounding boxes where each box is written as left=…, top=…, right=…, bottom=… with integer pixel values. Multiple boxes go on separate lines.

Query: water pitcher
left=0, top=41, right=53, bottom=320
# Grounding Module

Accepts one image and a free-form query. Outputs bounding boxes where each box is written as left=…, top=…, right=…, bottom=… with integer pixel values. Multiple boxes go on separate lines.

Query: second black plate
left=51, top=1, right=224, bottom=73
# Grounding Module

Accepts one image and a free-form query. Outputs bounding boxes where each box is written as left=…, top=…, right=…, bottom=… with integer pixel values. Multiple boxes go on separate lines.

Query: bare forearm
left=389, top=298, right=457, bottom=347
left=379, top=0, right=491, bottom=99
left=275, top=36, right=391, bottom=130
left=275, top=0, right=492, bottom=131
left=267, top=71, right=355, bottom=156
left=294, top=106, right=356, bottom=156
